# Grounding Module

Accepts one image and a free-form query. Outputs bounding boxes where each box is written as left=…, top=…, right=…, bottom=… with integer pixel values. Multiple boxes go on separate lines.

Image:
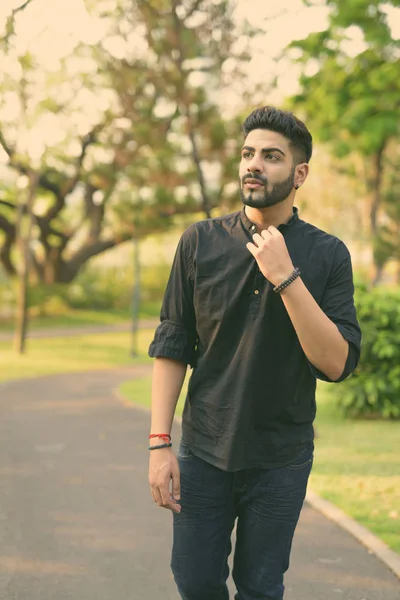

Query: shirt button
left=254, top=290, right=259, bottom=295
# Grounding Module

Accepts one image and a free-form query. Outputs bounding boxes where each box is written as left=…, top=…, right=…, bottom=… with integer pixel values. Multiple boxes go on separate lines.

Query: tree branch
left=61, top=125, right=102, bottom=198
left=0, top=199, right=16, bottom=211
left=184, top=0, right=203, bottom=21
left=62, top=234, right=132, bottom=283
left=0, top=216, right=16, bottom=276
left=44, top=124, right=102, bottom=223
left=0, top=213, right=15, bottom=235
left=170, top=1, right=212, bottom=218
left=0, top=129, right=15, bottom=159
left=139, top=0, right=163, bottom=18
left=0, top=130, right=63, bottom=197
left=12, top=0, right=34, bottom=16
left=84, top=183, right=106, bottom=242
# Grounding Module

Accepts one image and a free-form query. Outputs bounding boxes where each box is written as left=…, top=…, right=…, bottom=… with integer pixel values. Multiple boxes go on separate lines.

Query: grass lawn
left=0, top=304, right=160, bottom=332
left=0, top=329, right=155, bottom=382
left=119, top=376, right=400, bottom=554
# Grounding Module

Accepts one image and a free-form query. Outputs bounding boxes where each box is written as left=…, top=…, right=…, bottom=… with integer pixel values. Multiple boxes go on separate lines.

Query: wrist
left=271, top=265, right=295, bottom=287
left=149, top=432, right=172, bottom=450
left=273, top=267, right=301, bottom=294
left=280, top=275, right=302, bottom=295
left=149, top=442, right=172, bottom=451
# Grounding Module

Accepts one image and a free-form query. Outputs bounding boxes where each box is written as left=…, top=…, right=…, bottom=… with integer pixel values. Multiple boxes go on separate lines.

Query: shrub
left=0, top=281, right=16, bottom=319
left=66, top=266, right=133, bottom=310
left=140, top=262, right=171, bottom=303
left=66, top=261, right=170, bottom=310
left=333, top=284, right=400, bottom=419
left=28, top=284, right=70, bottom=316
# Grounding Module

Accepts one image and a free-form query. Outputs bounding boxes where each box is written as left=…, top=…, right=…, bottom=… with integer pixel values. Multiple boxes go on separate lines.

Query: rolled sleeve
left=149, top=319, right=197, bottom=366
left=309, top=241, right=362, bottom=383
left=148, top=228, right=197, bottom=367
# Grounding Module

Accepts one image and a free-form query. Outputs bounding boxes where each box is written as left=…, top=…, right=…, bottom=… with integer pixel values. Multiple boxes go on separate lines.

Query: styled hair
left=242, top=106, right=313, bottom=164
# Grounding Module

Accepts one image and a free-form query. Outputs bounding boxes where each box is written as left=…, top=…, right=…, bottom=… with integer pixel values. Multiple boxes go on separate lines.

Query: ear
left=294, top=163, right=309, bottom=190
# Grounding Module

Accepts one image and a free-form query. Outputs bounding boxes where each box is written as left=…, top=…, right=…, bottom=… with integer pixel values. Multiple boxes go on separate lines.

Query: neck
left=244, top=198, right=294, bottom=231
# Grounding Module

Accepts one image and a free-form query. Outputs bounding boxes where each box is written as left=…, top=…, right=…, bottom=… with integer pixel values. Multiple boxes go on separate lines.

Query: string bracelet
left=273, top=267, right=301, bottom=294
left=149, top=433, right=171, bottom=445
left=149, top=443, right=172, bottom=451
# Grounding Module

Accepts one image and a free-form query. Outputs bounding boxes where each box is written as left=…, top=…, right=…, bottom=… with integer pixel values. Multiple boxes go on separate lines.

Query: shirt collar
left=241, top=206, right=299, bottom=233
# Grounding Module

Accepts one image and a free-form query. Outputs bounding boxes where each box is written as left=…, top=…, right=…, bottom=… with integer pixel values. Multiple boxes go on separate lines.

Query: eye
left=265, top=154, right=278, bottom=161
left=242, top=152, right=253, bottom=159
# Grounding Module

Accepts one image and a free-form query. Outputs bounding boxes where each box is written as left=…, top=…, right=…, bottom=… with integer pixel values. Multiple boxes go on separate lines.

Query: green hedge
left=333, top=285, right=400, bottom=419
left=0, top=261, right=170, bottom=317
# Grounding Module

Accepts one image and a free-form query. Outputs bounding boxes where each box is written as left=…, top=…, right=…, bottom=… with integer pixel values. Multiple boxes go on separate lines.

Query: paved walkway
left=0, top=319, right=159, bottom=342
left=0, top=369, right=399, bottom=600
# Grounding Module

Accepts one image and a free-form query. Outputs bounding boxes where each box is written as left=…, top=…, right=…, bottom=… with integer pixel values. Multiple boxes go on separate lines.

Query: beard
left=239, top=168, right=296, bottom=209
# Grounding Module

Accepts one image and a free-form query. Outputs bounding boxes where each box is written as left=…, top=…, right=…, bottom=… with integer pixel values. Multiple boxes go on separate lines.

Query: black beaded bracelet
left=273, top=267, right=301, bottom=294
left=148, top=442, right=172, bottom=450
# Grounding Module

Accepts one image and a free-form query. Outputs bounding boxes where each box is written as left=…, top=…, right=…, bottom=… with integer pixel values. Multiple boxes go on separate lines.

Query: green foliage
left=288, top=0, right=400, bottom=279
left=140, top=261, right=170, bottom=303
left=65, top=261, right=169, bottom=310
left=63, top=266, right=132, bottom=310
left=0, top=0, right=252, bottom=284
left=333, top=285, right=400, bottom=419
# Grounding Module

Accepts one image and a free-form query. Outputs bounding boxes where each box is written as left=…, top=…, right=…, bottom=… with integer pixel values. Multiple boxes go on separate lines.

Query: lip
left=244, top=177, right=264, bottom=184
left=245, top=181, right=264, bottom=189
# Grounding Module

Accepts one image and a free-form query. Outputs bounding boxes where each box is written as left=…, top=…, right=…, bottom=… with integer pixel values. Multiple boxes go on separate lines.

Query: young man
left=147, top=106, right=361, bottom=600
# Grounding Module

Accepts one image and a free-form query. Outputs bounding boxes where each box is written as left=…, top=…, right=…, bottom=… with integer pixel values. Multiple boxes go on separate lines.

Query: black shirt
left=149, top=207, right=361, bottom=471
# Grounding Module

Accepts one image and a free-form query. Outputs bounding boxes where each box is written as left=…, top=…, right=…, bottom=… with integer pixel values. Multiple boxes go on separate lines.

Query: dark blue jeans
left=171, top=441, right=313, bottom=600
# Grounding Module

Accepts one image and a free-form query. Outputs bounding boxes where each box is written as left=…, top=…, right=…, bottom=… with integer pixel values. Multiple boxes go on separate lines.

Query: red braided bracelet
left=149, top=433, right=171, bottom=444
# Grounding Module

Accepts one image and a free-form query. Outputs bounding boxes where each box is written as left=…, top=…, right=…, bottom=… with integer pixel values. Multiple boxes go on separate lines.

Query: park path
left=0, top=319, right=159, bottom=342
left=0, top=368, right=399, bottom=600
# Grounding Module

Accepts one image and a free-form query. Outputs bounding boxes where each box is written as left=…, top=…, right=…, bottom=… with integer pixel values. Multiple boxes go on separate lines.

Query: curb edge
left=306, top=489, right=400, bottom=580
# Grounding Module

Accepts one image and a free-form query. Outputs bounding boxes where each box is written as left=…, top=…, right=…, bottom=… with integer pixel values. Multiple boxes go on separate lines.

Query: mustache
left=242, top=174, right=268, bottom=185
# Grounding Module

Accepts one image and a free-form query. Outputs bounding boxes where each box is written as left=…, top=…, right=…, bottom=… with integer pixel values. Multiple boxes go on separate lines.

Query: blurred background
left=0, top=0, right=399, bottom=555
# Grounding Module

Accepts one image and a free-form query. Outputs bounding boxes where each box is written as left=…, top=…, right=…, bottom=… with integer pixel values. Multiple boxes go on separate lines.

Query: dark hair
left=242, top=106, right=313, bottom=164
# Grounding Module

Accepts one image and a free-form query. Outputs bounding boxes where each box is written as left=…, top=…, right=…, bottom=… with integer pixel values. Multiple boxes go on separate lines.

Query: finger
left=172, top=467, right=181, bottom=501
left=252, top=233, right=264, bottom=246
left=159, top=482, right=176, bottom=509
left=246, top=242, right=257, bottom=257
left=165, top=497, right=182, bottom=513
left=261, top=229, right=272, bottom=239
left=152, top=486, right=181, bottom=512
left=267, top=225, right=280, bottom=236
left=151, top=486, right=163, bottom=506
left=159, top=484, right=181, bottom=513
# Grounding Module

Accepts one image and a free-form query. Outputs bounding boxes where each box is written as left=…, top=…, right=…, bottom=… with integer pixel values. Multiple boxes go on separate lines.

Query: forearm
left=280, top=277, right=348, bottom=381
left=150, top=357, right=187, bottom=436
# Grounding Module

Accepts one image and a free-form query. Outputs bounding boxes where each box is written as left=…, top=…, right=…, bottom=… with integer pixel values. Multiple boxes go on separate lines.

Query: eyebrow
left=241, top=145, right=286, bottom=157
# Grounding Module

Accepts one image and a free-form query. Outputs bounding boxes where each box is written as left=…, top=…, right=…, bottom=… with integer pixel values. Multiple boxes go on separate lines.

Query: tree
left=13, top=170, right=39, bottom=353
left=97, top=0, right=253, bottom=218
left=286, top=0, right=400, bottom=283
left=0, top=0, right=253, bottom=285
left=372, top=141, right=400, bottom=281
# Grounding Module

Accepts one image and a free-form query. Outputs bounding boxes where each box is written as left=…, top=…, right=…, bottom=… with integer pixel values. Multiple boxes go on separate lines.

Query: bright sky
left=0, top=0, right=331, bottom=88
left=0, top=0, right=399, bottom=163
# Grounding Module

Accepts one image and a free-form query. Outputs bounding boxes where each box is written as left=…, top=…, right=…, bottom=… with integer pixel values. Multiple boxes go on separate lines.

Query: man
left=147, top=106, right=361, bottom=600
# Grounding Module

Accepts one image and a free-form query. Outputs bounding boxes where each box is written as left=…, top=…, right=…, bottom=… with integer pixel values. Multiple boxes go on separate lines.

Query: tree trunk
left=372, top=264, right=385, bottom=287
left=187, top=121, right=212, bottom=219
left=169, top=2, right=212, bottom=219
left=14, top=171, right=39, bottom=354
left=130, top=236, right=141, bottom=357
left=370, top=144, right=385, bottom=286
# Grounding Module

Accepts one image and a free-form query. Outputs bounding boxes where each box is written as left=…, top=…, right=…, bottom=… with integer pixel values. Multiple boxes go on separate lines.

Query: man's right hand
left=149, top=447, right=181, bottom=513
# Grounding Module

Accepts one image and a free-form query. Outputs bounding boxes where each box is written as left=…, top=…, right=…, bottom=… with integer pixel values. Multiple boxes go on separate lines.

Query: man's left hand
left=246, top=226, right=294, bottom=287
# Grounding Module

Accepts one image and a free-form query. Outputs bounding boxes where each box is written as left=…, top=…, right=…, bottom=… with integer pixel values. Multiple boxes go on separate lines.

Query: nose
left=247, top=154, right=263, bottom=173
